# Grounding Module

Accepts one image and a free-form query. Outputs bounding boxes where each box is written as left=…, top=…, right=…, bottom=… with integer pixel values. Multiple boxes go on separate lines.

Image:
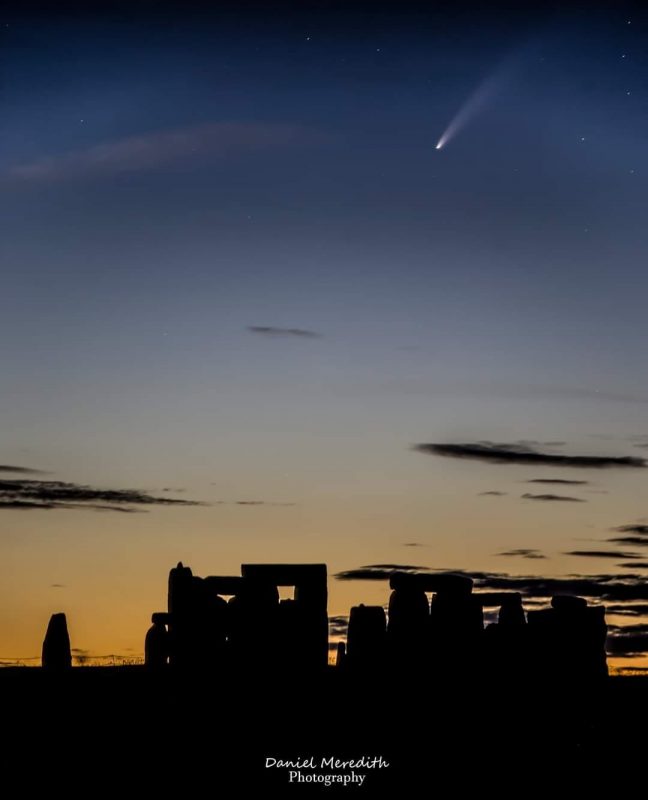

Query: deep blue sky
left=2, top=1, right=648, bottom=663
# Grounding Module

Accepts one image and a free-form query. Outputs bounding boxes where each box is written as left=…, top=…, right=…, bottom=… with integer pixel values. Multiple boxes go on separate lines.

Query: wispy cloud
left=607, top=625, right=648, bottom=655
left=564, top=550, right=641, bottom=559
left=247, top=326, right=322, bottom=339
left=522, top=493, right=585, bottom=503
left=329, top=615, right=349, bottom=636
left=479, top=490, right=507, bottom=496
left=606, top=603, right=648, bottom=616
left=614, top=524, right=648, bottom=536
left=0, top=478, right=203, bottom=512
left=335, top=566, right=648, bottom=603
left=0, top=464, right=46, bottom=474
left=496, top=549, right=546, bottom=559
left=608, top=537, right=648, bottom=547
left=527, top=478, right=589, bottom=485
left=214, top=499, right=296, bottom=507
left=335, top=564, right=430, bottom=581
left=7, top=121, right=314, bottom=182
left=415, top=442, right=646, bottom=469
left=517, top=440, right=566, bottom=447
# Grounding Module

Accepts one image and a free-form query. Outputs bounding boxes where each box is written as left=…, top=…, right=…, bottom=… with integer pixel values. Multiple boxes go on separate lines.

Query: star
left=580, top=136, right=586, bottom=142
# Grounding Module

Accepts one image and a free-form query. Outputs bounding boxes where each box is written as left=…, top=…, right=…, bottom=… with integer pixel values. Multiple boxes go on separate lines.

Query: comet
left=435, top=44, right=535, bottom=151
left=435, top=69, right=506, bottom=151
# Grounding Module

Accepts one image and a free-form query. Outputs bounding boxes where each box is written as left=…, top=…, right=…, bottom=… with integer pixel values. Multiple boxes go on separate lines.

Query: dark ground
left=1, top=667, right=644, bottom=791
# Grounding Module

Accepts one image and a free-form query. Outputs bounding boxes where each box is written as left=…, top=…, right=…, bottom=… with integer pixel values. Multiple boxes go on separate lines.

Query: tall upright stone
left=145, top=612, right=170, bottom=669
left=346, top=604, right=387, bottom=670
left=387, top=574, right=429, bottom=668
left=42, top=613, right=72, bottom=670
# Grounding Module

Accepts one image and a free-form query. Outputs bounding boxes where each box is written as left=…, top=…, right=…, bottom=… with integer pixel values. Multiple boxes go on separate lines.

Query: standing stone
left=145, top=613, right=169, bottom=669
left=336, top=641, right=346, bottom=669
left=42, top=613, right=72, bottom=670
left=346, top=605, right=387, bottom=670
left=387, top=584, right=429, bottom=668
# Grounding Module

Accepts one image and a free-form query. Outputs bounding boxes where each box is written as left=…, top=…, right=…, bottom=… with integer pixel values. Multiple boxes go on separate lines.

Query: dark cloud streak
left=527, top=478, right=589, bottom=485
left=564, top=550, right=641, bottom=559
left=614, top=524, right=648, bottom=536
left=335, top=564, right=429, bottom=581
left=607, top=537, right=648, bottom=547
left=0, top=479, right=202, bottom=512
left=522, top=493, right=585, bottom=502
left=496, top=549, right=546, bottom=559
left=335, top=565, right=648, bottom=604
left=415, top=442, right=646, bottom=468
left=0, top=465, right=46, bottom=474
left=247, top=326, right=321, bottom=338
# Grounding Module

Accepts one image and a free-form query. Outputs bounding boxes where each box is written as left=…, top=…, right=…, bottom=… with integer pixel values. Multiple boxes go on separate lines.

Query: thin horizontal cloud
left=0, top=499, right=58, bottom=510
left=527, top=478, right=589, bottom=485
left=608, top=623, right=648, bottom=635
left=0, top=478, right=203, bottom=512
left=517, top=440, right=566, bottom=447
left=496, top=549, right=546, bottom=559
left=614, top=524, right=648, bottom=536
left=335, top=564, right=430, bottom=581
left=618, top=562, right=648, bottom=569
left=0, top=464, right=46, bottom=474
left=247, top=326, right=322, bottom=338
left=364, top=563, right=429, bottom=570
left=50, top=584, right=66, bottom=588
left=329, top=615, right=349, bottom=636
left=606, top=603, right=648, bottom=616
left=522, top=493, right=585, bottom=502
left=402, top=542, right=424, bottom=547
left=0, top=498, right=146, bottom=513
left=8, top=121, right=314, bottom=182
left=467, top=571, right=648, bottom=602
left=415, top=442, right=646, bottom=469
left=214, top=499, right=296, bottom=506
left=479, top=490, right=507, bottom=496
left=608, top=536, right=648, bottom=547
left=335, top=566, right=648, bottom=604
left=564, top=550, right=641, bottom=559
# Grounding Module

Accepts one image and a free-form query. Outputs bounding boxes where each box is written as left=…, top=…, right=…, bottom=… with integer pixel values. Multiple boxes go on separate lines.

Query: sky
left=1, top=0, right=648, bottom=669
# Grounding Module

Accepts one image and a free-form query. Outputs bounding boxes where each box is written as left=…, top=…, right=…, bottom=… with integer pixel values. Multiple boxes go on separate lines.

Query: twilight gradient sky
left=2, top=1, right=648, bottom=668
